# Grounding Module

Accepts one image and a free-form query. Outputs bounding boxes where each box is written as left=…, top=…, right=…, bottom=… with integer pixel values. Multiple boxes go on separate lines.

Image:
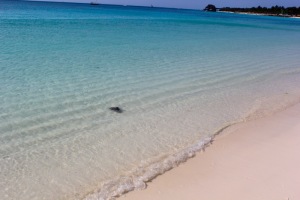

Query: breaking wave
left=83, top=137, right=213, bottom=200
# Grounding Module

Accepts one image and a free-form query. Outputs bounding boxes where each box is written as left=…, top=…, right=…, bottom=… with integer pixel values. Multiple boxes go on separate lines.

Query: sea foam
left=84, top=137, right=213, bottom=200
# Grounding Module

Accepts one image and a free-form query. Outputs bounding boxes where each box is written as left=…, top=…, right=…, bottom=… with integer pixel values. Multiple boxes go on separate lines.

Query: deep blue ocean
left=1, top=1, right=300, bottom=199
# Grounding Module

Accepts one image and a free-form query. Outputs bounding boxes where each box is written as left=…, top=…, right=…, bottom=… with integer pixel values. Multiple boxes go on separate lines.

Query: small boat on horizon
left=90, top=1, right=100, bottom=5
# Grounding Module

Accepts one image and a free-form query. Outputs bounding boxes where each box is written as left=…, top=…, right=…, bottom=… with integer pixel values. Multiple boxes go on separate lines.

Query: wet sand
left=120, top=103, right=300, bottom=200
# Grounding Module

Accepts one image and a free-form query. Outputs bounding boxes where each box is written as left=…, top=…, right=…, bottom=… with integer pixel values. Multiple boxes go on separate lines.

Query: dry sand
left=120, top=103, right=300, bottom=200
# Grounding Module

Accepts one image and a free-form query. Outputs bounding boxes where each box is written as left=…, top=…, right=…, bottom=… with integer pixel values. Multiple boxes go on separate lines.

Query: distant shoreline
left=218, top=10, right=300, bottom=18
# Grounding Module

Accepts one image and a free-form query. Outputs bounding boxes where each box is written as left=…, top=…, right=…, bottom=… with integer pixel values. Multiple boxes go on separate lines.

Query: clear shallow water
left=1, top=1, right=300, bottom=199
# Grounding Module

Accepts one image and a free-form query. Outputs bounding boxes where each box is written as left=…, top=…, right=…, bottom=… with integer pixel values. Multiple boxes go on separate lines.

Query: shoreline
left=218, top=10, right=300, bottom=18
left=119, top=103, right=300, bottom=200
left=84, top=91, right=300, bottom=200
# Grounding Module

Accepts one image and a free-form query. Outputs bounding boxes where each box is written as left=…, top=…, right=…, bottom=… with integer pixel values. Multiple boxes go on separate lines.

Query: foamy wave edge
left=84, top=92, right=300, bottom=200
left=83, top=137, right=213, bottom=200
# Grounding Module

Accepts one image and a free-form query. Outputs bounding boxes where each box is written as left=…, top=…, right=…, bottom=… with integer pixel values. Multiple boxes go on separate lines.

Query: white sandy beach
left=120, top=103, right=300, bottom=200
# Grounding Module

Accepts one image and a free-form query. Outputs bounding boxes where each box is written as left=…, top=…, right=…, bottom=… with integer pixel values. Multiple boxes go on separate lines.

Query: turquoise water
left=1, top=1, right=300, bottom=199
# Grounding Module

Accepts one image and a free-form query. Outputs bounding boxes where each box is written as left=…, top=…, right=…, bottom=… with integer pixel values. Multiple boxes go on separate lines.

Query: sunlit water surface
left=1, top=1, right=300, bottom=199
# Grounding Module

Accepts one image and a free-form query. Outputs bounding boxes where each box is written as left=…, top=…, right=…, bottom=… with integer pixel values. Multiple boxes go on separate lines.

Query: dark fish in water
left=109, top=107, right=123, bottom=113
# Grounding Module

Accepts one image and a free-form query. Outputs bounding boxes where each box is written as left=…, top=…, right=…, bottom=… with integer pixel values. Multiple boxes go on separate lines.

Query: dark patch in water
left=109, top=107, right=123, bottom=113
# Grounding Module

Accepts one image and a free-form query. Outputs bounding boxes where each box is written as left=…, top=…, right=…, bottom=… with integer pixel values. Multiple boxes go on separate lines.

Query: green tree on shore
left=219, top=5, right=300, bottom=16
left=204, top=4, right=217, bottom=12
